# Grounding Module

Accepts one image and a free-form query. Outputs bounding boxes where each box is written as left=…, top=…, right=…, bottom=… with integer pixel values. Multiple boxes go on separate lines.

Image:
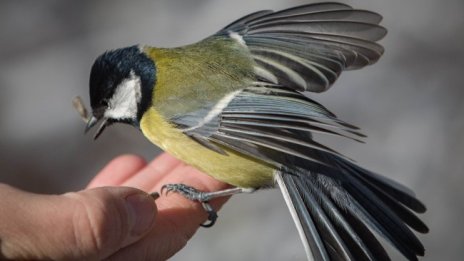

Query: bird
left=84, top=2, right=428, bottom=260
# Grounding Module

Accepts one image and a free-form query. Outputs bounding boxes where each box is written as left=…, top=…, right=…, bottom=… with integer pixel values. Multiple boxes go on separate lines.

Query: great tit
left=85, top=2, right=428, bottom=260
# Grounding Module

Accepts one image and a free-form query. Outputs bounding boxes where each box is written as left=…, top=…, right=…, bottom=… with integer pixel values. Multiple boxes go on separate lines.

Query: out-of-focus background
left=0, top=0, right=462, bottom=260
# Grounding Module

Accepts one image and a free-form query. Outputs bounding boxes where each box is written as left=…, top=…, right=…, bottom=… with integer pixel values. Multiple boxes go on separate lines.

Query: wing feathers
left=261, top=3, right=352, bottom=19
left=217, top=2, right=386, bottom=92
left=337, top=158, right=427, bottom=213
left=173, top=2, right=424, bottom=252
left=221, top=10, right=273, bottom=31
left=222, top=117, right=365, bottom=142
left=220, top=124, right=349, bottom=159
left=248, top=10, right=383, bottom=25
left=342, top=182, right=423, bottom=261
left=248, top=21, right=386, bottom=42
left=251, top=47, right=331, bottom=91
left=169, top=85, right=427, bottom=260
left=220, top=113, right=364, bottom=137
left=214, top=131, right=330, bottom=167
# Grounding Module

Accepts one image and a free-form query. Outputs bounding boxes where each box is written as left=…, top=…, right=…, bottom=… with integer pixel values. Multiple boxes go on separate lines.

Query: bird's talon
left=201, top=209, right=218, bottom=228
left=160, top=184, right=172, bottom=196
left=200, top=201, right=218, bottom=228
left=159, top=184, right=219, bottom=227
left=200, top=219, right=214, bottom=228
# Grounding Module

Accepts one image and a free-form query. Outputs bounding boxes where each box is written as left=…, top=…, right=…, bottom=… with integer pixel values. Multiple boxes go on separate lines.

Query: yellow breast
left=140, top=108, right=275, bottom=188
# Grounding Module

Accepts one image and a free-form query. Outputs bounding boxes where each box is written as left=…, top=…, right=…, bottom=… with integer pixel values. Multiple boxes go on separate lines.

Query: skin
left=0, top=153, right=229, bottom=261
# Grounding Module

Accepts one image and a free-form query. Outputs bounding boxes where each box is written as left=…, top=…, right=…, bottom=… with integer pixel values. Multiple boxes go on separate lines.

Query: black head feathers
left=89, top=45, right=156, bottom=122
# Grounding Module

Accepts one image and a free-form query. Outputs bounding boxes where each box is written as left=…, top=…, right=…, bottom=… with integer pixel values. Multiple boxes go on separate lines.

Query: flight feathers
left=217, top=2, right=387, bottom=92
left=277, top=159, right=427, bottom=261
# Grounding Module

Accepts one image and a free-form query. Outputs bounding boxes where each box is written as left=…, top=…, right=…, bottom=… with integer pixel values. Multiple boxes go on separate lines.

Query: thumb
left=0, top=184, right=157, bottom=261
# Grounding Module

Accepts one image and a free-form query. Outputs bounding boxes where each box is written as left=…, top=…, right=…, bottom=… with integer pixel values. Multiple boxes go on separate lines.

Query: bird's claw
left=159, top=183, right=218, bottom=228
left=160, top=184, right=171, bottom=196
left=160, top=183, right=209, bottom=201
left=200, top=202, right=218, bottom=228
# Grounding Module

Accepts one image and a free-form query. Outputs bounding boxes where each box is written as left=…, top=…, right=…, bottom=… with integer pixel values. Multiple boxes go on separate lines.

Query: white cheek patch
left=105, top=71, right=142, bottom=120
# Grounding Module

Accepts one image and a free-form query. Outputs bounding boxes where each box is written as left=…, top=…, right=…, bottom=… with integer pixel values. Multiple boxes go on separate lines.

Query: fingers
left=0, top=184, right=156, bottom=261
left=0, top=153, right=233, bottom=261
left=107, top=164, right=231, bottom=261
left=98, top=153, right=225, bottom=235
left=79, top=152, right=231, bottom=261
left=138, top=153, right=230, bottom=237
left=122, top=153, right=184, bottom=191
left=87, top=155, right=147, bottom=188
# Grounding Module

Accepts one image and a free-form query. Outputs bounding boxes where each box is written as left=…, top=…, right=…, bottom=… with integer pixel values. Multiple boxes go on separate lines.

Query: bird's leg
left=160, top=184, right=255, bottom=227
left=161, top=184, right=255, bottom=201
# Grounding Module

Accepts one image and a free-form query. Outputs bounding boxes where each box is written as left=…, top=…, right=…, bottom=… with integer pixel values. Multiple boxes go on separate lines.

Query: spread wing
left=171, top=84, right=364, bottom=165
left=169, top=85, right=427, bottom=261
left=215, top=2, right=386, bottom=92
left=167, top=4, right=425, bottom=260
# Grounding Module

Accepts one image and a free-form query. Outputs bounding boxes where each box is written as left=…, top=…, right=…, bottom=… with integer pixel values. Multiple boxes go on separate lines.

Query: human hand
left=0, top=153, right=230, bottom=260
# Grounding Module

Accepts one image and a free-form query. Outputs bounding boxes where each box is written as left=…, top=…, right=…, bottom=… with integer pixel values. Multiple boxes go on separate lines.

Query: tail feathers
left=276, top=164, right=427, bottom=261
left=344, top=161, right=427, bottom=213
left=276, top=171, right=389, bottom=261
left=277, top=173, right=329, bottom=261
left=217, top=2, right=387, bottom=92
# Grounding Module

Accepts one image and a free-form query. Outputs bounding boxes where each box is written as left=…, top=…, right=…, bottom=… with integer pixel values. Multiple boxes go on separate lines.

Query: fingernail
left=125, top=193, right=156, bottom=236
left=150, top=192, right=160, bottom=200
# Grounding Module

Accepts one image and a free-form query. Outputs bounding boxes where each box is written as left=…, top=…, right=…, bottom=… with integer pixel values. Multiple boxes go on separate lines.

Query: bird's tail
left=275, top=159, right=428, bottom=261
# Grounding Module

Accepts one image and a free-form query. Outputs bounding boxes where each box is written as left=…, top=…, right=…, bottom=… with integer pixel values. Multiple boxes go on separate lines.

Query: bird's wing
left=170, top=84, right=364, bottom=163
left=169, top=85, right=427, bottom=261
left=215, top=2, right=386, bottom=92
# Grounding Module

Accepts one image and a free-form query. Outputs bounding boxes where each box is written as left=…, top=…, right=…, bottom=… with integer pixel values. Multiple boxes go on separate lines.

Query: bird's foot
left=160, top=184, right=256, bottom=227
left=161, top=183, right=218, bottom=227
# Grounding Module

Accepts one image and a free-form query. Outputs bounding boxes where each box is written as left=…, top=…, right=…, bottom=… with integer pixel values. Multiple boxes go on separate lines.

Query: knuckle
left=65, top=191, right=129, bottom=258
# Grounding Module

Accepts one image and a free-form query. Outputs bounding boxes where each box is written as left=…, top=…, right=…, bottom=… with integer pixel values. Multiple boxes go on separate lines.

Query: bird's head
left=86, top=45, right=156, bottom=139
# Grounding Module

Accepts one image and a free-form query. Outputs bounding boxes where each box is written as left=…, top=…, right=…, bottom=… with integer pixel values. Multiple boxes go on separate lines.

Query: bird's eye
left=101, top=99, right=109, bottom=108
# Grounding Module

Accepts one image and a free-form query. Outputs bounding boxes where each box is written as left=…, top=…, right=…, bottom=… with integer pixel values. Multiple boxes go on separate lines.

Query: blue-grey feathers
left=172, top=3, right=426, bottom=261
left=276, top=162, right=426, bottom=261
left=172, top=85, right=427, bottom=260
left=217, top=2, right=386, bottom=92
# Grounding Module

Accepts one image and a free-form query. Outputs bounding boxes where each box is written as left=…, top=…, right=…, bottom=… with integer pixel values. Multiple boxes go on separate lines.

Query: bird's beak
left=85, top=116, right=98, bottom=133
left=85, top=116, right=110, bottom=140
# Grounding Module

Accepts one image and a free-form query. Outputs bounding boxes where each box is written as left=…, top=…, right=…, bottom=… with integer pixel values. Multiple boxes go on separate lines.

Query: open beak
left=85, top=116, right=98, bottom=133
left=85, top=116, right=110, bottom=140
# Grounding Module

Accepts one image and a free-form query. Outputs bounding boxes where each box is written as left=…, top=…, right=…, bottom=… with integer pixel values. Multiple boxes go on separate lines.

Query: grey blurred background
left=0, top=0, right=462, bottom=260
